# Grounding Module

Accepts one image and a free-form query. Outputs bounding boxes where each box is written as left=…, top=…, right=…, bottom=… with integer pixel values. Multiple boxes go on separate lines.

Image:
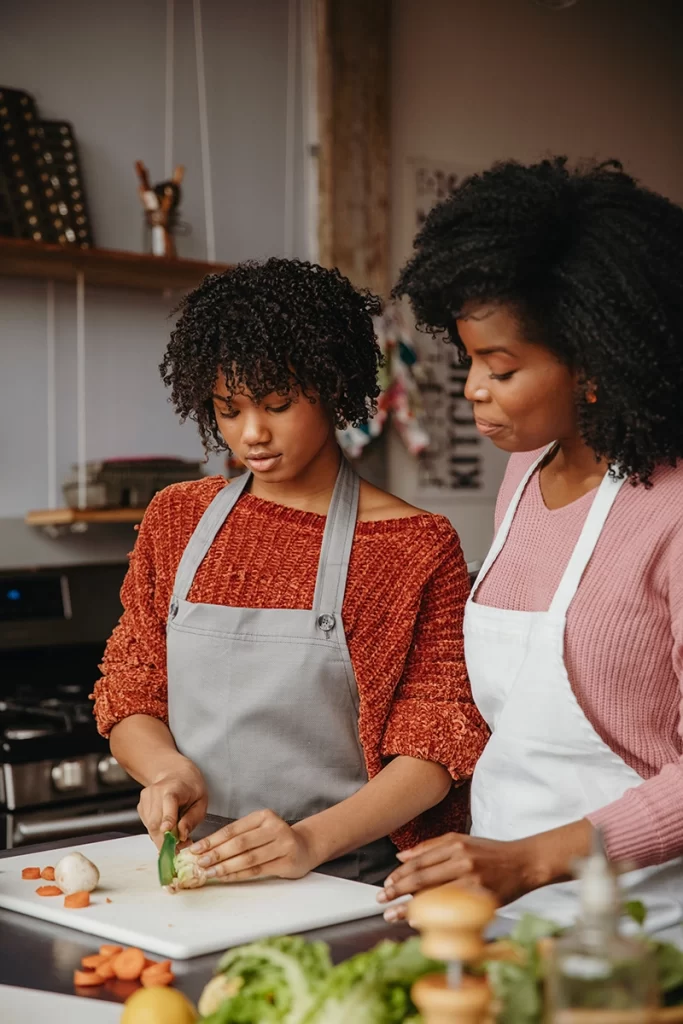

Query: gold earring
left=586, top=388, right=597, bottom=404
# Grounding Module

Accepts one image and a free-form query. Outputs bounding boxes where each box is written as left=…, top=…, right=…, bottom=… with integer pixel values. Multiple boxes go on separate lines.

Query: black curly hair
left=394, top=157, right=683, bottom=484
left=160, top=258, right=383, bottom=453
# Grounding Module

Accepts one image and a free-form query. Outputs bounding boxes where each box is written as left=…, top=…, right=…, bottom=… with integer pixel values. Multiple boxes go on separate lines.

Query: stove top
left=0, top=682, right=107, bottom=765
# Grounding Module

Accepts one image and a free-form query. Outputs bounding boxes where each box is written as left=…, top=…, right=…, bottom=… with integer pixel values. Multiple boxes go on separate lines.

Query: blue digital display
left=0, top=576, right=66, bottom=621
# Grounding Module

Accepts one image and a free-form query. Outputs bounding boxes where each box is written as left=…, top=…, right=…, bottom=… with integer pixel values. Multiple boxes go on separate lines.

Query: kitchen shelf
left=0, top=237, right=229, bottom=293
left=25, top=507, right=144, bottom=527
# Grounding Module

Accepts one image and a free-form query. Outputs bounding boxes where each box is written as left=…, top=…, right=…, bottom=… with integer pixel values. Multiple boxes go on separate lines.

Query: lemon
left=120, top=985, right=198, bottom=1024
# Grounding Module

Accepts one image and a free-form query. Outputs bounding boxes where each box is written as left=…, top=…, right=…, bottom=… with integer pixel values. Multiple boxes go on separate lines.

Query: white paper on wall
left=404, top=158, right=505, bottom=501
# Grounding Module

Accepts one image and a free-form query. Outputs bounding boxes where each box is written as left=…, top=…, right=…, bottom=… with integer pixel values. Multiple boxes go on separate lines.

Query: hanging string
left=76, top=272, right=87, bottom=509
left=46, top=281, right=57, bottom=510
left=284, top=0, right=297, bottom=257
left=165, top=0, right=175, bottom=179
left=193, top=0, right=216, bottom=263
left=299, top=0, right=319, bottom=263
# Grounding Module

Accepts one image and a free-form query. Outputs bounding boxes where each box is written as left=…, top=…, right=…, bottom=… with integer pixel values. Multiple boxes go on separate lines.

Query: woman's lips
left=474, top=418, right=507, bottom=437
left=245, top=454, right=282, bottom=472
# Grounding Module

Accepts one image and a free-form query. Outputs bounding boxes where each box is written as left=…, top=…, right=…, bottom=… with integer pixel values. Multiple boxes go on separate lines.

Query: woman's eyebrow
left=472, top=345, right=515, bottom=357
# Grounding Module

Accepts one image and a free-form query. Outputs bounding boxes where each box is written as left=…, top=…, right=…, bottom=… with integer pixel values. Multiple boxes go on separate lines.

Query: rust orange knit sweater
left=92, top=476, right=488, bottom=849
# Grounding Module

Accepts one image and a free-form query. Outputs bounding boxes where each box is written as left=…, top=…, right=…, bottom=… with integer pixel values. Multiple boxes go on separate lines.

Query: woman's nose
left=241, top=412, right=270, bottom=445
left=464, top=366, right=491, bottom=404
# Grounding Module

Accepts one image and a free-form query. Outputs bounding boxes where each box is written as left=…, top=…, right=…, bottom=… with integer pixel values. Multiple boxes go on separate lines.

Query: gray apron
left=166, top=457, right=398, bottom=884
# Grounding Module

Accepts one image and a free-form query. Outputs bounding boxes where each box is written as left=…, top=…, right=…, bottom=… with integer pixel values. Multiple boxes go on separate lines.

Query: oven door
left=1, top=794, right=144, bottom=850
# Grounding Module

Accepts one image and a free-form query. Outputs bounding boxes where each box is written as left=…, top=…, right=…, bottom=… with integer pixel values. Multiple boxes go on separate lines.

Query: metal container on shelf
left=62, top=457, right=205, bottom=510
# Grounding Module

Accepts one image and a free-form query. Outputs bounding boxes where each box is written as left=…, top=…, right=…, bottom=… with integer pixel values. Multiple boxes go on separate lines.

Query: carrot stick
left=141, top=969, right=174, bottom=987
left=99, top=944, right=122, bottom=957
left=74, top=969, right=105, bottom=987
left=112, top=946, right=146, bottom=980
left=22, top=867, right=41, bottom=880
left=40, top=866, right=55, bottom=881
left=36, top=885, right=62, bottom=897
left=64, top=890, right=90, bottom=909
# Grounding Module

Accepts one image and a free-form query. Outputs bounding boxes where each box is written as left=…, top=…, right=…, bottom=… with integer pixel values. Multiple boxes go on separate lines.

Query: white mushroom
left=54, top=851, right=100, bottom=895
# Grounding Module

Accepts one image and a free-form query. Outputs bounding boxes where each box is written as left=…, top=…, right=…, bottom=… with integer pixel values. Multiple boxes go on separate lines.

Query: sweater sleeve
left=91, top=495, right=170, bottom=737
left=380, top=527, right=490, bottom=847
left=588, top=525, right=683, bottom=867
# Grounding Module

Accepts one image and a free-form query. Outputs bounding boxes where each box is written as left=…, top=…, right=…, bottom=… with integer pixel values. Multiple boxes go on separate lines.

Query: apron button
left=317, top=613, right=335, bottom=633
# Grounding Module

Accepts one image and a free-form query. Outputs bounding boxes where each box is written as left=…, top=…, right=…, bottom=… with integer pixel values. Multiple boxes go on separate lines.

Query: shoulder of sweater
left=354, top=513, right=465, bottom=578
left=138, top=475, right=228, bottom=540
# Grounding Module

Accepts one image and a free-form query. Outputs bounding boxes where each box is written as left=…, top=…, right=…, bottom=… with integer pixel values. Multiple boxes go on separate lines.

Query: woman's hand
left=378, top=820, right=592, bottom=922
left=189, top=809, right=317, bottom=881
left=377, top=832, right=541, bottom=921
left=137, top=757, right=208, bottom=849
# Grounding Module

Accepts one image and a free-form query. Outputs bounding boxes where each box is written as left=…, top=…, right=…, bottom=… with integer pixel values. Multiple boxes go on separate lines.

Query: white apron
left=465, top=447, right=683, bottom=933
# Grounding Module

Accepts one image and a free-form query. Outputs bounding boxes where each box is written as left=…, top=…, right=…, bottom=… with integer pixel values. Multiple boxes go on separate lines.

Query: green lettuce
left=477, top=915, right=561, bottom=1024
left=199, top=935, right=332, bottom=1023
left=301, top=937, right=441, bottom=1024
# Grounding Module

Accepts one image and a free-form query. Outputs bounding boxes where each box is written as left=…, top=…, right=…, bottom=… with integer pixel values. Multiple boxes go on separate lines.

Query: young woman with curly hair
left=380, top=158, right=683, bottom=930
left=93, top=258, right=487, bottom=885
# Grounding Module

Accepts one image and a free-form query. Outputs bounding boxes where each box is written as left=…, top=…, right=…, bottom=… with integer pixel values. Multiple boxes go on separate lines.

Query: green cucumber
left=158, top=830, right=178, bottom=886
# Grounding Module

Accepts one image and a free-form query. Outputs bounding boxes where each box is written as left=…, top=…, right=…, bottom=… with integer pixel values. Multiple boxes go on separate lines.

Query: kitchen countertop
left=0, top=833, right=413, bottom=1008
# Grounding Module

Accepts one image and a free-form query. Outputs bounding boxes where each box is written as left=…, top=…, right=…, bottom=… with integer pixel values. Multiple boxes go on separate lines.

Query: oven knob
left=51, top=760, right=85, bottom=792
left=97, top=755, right=130, bottom=786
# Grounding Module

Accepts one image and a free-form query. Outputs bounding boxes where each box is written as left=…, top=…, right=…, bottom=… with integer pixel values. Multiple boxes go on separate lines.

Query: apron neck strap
left=548, top=469, right=625, bottom=617
left=312, top=456, right=360, bottom=615
left=471, top=444, right=626, bottom=618
left=471, top=446, right=551, bottom=597
left=173, top=471, right=252, bottom=601
left=172, top=456, right=360, bottom=610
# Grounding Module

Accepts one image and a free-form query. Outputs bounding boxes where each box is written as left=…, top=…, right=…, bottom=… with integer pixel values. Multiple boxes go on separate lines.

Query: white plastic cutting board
left=0, top=834, right=387, bottom=960
left=0, top=984, right=121, bottom=1023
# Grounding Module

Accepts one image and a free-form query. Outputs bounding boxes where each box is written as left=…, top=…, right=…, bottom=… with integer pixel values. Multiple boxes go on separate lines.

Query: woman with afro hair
left=93, top=258, right=488, bottom=885
left=378, top=157, right=683, bottom=930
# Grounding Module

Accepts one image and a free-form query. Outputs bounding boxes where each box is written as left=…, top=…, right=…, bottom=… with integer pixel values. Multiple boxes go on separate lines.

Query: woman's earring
left=585, top=388, right=598, bottom=404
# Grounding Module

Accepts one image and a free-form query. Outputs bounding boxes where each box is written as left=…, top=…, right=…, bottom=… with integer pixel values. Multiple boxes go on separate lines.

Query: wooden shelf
left=0, top=237, right=229, bottom=293
left=25, top=507, right=144, bottom=527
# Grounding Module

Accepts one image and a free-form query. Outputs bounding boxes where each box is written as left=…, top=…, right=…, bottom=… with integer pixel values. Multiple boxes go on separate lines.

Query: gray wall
left=1, top=0, right=307, bottom=564
left=389, top=0, right=683, bottom=562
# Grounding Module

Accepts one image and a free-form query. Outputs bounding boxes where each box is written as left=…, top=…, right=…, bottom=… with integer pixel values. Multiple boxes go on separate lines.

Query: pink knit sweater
left=476, top=450, right=683, bottom=868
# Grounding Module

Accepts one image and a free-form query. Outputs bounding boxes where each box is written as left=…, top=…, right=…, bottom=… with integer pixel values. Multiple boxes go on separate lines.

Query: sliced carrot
left=64, top=890, right=90, bottom=909
left=22, top=867, right=41, bottom=880
left=95, top=961, right=116, bottom=981
left=143, top=959, right=172, bottom=976
left=74, top=969, right=105, bottom=987
left=82, top=953, right=108, bottom=969
left=40, top=866, right=55, bottom=881
left=141, top=969, right=174, bottom=987
left=99, top=944, right=122, bottom=957
left=112, top=946, right=146, bottom=981
left=36, top=885, right=62, bottom=897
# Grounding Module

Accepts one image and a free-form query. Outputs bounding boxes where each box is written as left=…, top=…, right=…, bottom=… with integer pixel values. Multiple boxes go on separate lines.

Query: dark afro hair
left=394, top=156, right=683, bottom=485
left=160, top=257, right=383, bottom=453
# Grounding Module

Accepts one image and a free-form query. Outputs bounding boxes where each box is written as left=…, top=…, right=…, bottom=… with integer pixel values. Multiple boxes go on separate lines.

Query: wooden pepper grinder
left=409, top=885, right=498, bottom=1024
